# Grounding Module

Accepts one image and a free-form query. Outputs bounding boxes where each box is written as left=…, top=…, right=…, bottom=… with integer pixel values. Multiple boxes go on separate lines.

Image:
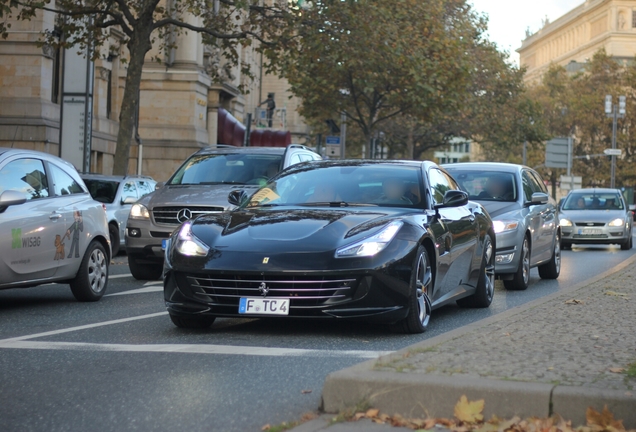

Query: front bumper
left=125, top=219, right=177, bottom=260
left=493, top=229, right=523, bottom=275
left=561, top=224, right=630, bottom=245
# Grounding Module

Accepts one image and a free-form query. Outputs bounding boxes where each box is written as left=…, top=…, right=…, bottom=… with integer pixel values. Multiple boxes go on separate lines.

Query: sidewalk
left=292, top=252, right=636, bottom=431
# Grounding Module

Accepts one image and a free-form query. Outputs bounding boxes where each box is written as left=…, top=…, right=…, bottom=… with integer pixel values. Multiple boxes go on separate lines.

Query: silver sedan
left=560, top=188, right=633, bottom=250
left=444, top=162, right=561, bottom=291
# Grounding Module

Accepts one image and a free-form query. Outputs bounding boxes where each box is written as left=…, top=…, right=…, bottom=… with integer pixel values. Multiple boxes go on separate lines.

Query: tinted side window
left=121, top=181, right=139, bottom=202
left=49, top=164, right=84, bottom=196
left=441, top=170, right=460, bottom=191
left=136, top=180, right=154, bottom=197
left=429, top=168, right=452, bottom=204
left=0, top=158, right=50, bottom=200
left=521, top=171, right=536, bottom=201
left=529, top=171, right=548, bottom=194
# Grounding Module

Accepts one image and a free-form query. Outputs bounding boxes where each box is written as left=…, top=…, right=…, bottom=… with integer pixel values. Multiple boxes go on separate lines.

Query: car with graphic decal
left=0, top=148, right=111, bottom=301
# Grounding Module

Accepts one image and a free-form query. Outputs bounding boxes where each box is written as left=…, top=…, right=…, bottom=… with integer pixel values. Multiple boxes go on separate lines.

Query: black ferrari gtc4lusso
left=163, top=160, right=495, bottom=333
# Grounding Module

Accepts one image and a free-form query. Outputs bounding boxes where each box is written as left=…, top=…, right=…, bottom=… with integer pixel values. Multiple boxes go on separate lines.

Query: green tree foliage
left=529, top=49, right=636, bottom=189
left=276, top=0, right=538, bottom=159
left=0, top=0, right=292, bottom=175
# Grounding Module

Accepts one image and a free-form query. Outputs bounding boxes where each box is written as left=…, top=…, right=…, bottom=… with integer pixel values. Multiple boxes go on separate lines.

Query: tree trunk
left=406, top=124, right=415, bottom=160
left=112, top=30, right=152, bottom=176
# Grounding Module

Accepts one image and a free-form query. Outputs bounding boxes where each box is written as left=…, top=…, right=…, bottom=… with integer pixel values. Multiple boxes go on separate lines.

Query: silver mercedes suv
left=124, top=145, right=321, bottom=279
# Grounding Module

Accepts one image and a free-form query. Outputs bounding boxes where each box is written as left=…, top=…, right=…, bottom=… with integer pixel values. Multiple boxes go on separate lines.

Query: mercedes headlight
left=175, top=221, right=210, bottom=257
left=608, top=218, right=624, bottom=227
left=493, top=220, right=519, bottom=234
left=559, top=218, right=573, bottom=227
left=129, top=203, right=150, bottom=220
left=336, top=221, right=403, bottom=258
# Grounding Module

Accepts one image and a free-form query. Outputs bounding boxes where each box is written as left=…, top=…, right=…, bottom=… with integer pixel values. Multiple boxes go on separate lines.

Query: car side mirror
left=530, top=192, right=549, bottom=205
left=228, top=189, right=249, bottom=207
left=155, top=182, right=165, bottom=190
left=434, top=190, right=468, bottom=209
left=0, top=190, right=28, bottom=213
left=122, top=196, right=137, bottom=205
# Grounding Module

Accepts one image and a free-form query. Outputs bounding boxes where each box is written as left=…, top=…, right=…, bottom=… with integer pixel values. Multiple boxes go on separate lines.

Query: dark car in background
left=81, top=174, right=156, bottom=255
left=163, top=160, right=495, bottom=334
left=560, top=188, right=633, bottom=250
left=444, top=162, right=560, bottom=291
left=125, top=144, right=321, bottom=280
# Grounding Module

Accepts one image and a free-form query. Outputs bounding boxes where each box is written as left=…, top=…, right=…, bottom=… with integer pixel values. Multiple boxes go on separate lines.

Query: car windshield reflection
left=562, top=192, right=624, bottom=211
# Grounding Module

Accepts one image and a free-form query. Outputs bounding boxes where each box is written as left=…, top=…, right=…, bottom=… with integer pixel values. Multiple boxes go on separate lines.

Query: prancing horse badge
left=262, top=257, right=269, bottom=264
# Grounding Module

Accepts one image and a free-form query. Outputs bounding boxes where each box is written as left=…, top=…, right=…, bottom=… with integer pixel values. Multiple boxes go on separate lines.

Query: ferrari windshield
left=246, top=164, right=424, bottom=208
left=169, top=153, right=282, bottom=186
left=562, top=192, right=624, bottom=211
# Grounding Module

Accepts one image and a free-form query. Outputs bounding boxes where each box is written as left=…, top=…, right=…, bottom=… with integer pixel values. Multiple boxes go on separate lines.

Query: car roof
left=80, top=173, right=154, bottom=182
left=193, top=144, right=317, bottom=156
left=568, top=188, right=622, bottom=194
left=442, top=162, right=525, bottom=173
left=297, top=159, right=428, bottom=168
left=0, top=147, right=77, bottom=170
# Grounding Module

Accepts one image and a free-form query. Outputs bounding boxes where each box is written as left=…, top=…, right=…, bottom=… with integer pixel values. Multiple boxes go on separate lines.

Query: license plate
left=161, top=239, right=167, bottom=250
left=239, top=298, right=290, bottom=315
left=580, top=229, right=602, bottom=235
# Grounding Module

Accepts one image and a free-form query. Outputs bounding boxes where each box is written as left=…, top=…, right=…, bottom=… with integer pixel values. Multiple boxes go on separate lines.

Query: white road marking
left=105, top=286, right=163, bottom=296
left=109, top=274, right=133, bottom=279
left=0, top=312, right=168, bottom=343
left=0, top=340, right=391, bottom=358
left=143, top=281, right=163, bottom=286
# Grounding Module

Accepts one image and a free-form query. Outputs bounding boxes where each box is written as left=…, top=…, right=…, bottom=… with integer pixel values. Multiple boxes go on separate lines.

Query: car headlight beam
left=493, top=220, right=519, bottom=234
left=559, top=218, right=573, bottom=227
left=608, top=218, right=624, bottom=227
left=336, top=221, right=403, bottom=258
left=175, top=221, right=210, bottom=257
left=130, top=203, right=150, bottom=220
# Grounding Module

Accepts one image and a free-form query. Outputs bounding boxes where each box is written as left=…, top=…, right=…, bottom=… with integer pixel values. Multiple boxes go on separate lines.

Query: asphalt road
left=0, top=239, right=634, bottom=432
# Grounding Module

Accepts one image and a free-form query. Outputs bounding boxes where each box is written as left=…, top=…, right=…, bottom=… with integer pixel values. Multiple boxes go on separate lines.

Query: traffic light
left=619, top=96, right=626, bottom=117
left=605, top=95, right=612, bottom=115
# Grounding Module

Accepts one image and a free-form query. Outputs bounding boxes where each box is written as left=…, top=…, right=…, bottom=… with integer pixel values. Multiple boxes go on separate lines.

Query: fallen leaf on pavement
left=609, top=367, right=625, bottom=373
left=301, top=389, right=312, bottom=394
left=565, top=299, right=584, bottom=305
left=586, top=405, right=625, bottom=432
left=353, top=412, right=366, bottom=421
left=261, top=424, right=271, bottom=431
left=605, top=291, right=629, bottom=299
left=454, top=395, right=485, bottom=424
left=365, top=408, right=379, bottom=418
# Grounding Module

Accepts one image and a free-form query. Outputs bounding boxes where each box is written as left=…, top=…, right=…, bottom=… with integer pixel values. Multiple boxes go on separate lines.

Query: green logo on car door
left=12, top=228, right=21, bottom=249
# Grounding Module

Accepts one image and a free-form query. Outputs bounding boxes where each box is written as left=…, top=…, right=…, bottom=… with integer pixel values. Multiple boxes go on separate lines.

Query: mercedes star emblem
left=177, top=208, right=193, bottom=223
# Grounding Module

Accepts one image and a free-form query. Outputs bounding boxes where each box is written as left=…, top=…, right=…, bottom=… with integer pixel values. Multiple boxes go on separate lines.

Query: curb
left=321, top=252, right=636, bottom=428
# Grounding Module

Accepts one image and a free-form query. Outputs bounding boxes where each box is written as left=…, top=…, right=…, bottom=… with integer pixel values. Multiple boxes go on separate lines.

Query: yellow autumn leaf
left=454, top=395, right=485, bottom=424
left=586, top=406, right=625, bottom=432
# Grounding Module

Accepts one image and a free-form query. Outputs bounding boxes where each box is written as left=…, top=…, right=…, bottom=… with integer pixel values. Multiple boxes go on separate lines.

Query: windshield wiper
left=298, top=202, right=377, bottom=207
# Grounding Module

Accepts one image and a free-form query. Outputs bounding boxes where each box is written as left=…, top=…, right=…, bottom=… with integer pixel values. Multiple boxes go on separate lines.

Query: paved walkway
left=291, top=253, right=636, bottom=431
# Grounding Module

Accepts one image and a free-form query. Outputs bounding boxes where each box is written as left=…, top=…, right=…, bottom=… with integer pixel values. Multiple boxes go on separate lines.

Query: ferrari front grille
left=185, top=274, right=357, bottom=307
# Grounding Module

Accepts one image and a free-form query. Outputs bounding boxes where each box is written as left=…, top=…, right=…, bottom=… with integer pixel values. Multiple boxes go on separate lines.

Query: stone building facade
left=518, top=0, right=636, bottom=83
left=0, top=9, right=310, bottom=181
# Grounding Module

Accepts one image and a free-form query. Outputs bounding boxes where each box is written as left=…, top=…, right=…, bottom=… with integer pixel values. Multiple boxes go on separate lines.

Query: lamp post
left=605, top=95, right=626, bottom=188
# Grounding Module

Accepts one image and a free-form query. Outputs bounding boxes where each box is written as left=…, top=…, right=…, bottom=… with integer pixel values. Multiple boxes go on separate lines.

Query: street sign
left=559, top=175, right=582, bottom=191
left=603, top=148, right=622, bottom=156
left=545, top=137, right=570, bottom=169
left=325, top=136, right=340, bottom=145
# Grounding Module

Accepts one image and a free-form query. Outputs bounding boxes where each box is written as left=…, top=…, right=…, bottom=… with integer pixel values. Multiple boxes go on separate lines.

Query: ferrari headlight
left=560, top=218, right=573, bottom=227
left=493, top=220, right=519, bottom=234
left=130, top=203, right=150, bottom=220
left=175, top=221, right=209, bottom=257
left=335, top=221, right=403, bottom=258
left=608, top=218, right=624, bottom=227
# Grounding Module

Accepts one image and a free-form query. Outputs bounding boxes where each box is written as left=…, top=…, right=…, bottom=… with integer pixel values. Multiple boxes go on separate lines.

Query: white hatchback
left=0, top=148, right=111, bottom=301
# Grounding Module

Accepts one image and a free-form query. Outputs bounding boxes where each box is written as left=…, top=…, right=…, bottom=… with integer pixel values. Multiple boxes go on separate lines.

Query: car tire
left=169, top=314, right=216, bottom=329
left=395, top=245, right=433, bottom=334
left=620, top=235, right=632, bottom=250
left=109, top=223, right=120, bottom=256
left=128, top=254, right=163, bottom=280
left=538, top=231, right=561, bottom=279
left=504, top=236, right=530, bottom=291
left=457, top=234, right=494, bottom=308
left=70, top=241, right=109, bottom=302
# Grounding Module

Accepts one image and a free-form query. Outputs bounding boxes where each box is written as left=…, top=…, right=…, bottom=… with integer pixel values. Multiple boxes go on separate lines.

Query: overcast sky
left=470, top=0, right=585, bottom=64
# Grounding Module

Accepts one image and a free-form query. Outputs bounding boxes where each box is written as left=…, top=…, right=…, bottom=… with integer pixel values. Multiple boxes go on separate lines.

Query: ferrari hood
left=190, top=207, right=411, bottom=252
